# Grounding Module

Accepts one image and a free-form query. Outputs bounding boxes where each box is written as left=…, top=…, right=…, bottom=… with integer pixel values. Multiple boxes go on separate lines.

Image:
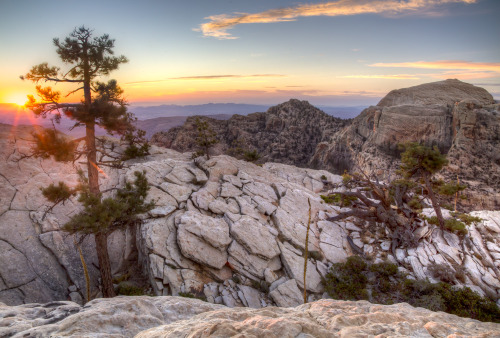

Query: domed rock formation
left=310, top=79, right=500, bottom=210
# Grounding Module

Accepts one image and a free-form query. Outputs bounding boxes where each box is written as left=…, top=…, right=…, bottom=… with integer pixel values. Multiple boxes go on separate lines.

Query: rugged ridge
left=151, top=80, right=499, bottom=210
left=310, top=79, right=500, bottom=210
left=151, top=99, right=348, bottom=167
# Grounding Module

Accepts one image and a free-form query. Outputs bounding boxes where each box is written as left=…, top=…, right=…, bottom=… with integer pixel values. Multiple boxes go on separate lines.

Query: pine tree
left=399, top=142, right=449, bottom=230
left=22, top=26, right=150, bottom=297
left=193, top=117, right=218, bottom=159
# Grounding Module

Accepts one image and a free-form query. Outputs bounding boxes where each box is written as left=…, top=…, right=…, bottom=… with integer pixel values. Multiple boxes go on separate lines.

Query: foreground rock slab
left=1, top=297, right=499, bottom=338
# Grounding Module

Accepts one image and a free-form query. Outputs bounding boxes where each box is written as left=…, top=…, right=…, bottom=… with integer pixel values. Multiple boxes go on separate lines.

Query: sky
left=0, top=0, right=499, bottom=107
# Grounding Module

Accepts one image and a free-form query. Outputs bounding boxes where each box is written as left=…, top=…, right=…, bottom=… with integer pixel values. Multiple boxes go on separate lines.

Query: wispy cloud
left=473, top=83, right=500, bottom=87
left=172, top=74, right=285, bottom=80
left=340, top=74, right=420, bottom=79
left=125, top=74, right=286, bottom=85
left=196, top=0, right=477, bottom=39
left=369, top=60, right=500, bottom=72
left=367, top=60, right=500, bottom=80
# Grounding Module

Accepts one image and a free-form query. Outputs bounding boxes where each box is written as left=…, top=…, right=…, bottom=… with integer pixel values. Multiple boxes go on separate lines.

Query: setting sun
left=5, top=93, right=28, bottom=107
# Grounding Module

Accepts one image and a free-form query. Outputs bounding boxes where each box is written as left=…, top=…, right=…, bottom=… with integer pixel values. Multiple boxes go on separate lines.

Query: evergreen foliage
left=193, top=117, right=218, bottom=159
left=63, top=171, right=154, bottom=235
left=41, top=181, right=76, bottom=204
left=399, top=142, right=448, bottom=178
left=399, top=142, right=451, bottom=230
left=227, top=138, right=261, bottom=162
left=22, top=26, right=150, bottom=298
left=32, top=129, right=77, bottom=162
left=323, top=257, right=500, bottom=322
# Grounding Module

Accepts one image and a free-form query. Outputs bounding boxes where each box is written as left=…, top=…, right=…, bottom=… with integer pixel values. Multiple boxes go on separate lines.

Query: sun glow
left=6, top=93, right=28, bottom=107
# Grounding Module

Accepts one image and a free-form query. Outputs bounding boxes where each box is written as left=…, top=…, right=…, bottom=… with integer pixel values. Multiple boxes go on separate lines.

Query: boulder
left=176, top=211, right=231, bottom=269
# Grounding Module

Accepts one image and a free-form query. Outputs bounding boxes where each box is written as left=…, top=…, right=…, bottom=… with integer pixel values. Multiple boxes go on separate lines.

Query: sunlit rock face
left=1, top=297, right=499, bottom=337
left=1, top=122, right=500, bottom=314
left=310, top=79, right=500, bottom=210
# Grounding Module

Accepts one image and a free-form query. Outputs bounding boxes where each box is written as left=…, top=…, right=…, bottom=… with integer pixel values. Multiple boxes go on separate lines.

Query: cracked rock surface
left=1, top=123, right=500, bottom=313
left=1, top=297, right=499, bottom=337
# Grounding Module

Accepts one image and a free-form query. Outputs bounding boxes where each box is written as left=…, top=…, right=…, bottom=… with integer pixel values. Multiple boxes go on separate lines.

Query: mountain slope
left=310, top=79, right=500, bottom=210
left=151, top=99, right=348, bottom=166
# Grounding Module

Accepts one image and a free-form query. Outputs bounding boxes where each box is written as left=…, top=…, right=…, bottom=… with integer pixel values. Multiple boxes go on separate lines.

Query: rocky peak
left=310, top=81, right=500, bottom=210
left=377, top=79, right=495, bottom=107
left=151, top=99, right=348, bottom=167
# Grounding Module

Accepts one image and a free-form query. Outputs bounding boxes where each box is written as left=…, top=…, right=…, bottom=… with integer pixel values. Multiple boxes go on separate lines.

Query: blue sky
left=0, top=0, right=499, bottom=106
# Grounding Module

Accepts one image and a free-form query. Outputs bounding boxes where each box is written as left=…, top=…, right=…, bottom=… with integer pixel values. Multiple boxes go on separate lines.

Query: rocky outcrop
left=1, top=297, right=499, bottom=337
left=2, top=123, right=500, bottom=312
left=310, top=79, right=500, bottom=210
left=151, top=81, right=499, bottom=211
left=0, top=124, right=139, bottom=305
left=151, top=99, right=348, bottom=167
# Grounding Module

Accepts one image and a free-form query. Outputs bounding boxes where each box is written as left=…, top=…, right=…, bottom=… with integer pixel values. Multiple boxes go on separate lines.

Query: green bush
left=320, top=194, right=334, bottom=204
left=323, top=257, right=500, bottom=322
left=450, top=212, right=482, bottom=225
left=178, top=292, right=207, bottom=301
left=407, top=196, right=423, bottom=211
left=243, top=150, right=260, bottom=162
left=320, top=193, right=358, bottom=207
left=444, top=219, right=467, bottom=235
left=116, top=282, right=144, bottom=296
left=423, top=215, right=468, bottom=235
left=323, top=256, right=368, bottom=300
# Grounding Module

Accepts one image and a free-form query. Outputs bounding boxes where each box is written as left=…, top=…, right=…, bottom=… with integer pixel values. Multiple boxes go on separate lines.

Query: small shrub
left=370, top=261, right=399, bottom=277
left=178, top=292, right=207, bottom=301
left=322, top=258, right=500, bottom=323
left=320, top=194, right=334, bottom=204
left=116, top=281, right=144, bottom=296
left=408, top=196, right=423, bottom=211
left=444, top=218, right=467, bottom=235
left=450, top=212, right=482, bottom=225
left=428, top=263, right=456, bottom=284
left=320, top=174, right=327, bottom=181
left=178, top=292, right=196, bottom=298
left=424, top=215, right=440, bottom=225
left=342, top=172, right=353, bottom=185
left=323, top=256, right=368, bottom=301
left=320, top=193, right=357, bottom=207
left=243, top=150, right=260, bottom=162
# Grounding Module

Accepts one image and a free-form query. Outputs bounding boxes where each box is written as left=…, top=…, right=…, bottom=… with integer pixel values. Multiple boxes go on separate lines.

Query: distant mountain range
left=0, top=102, right=364, bottom=137
left=128, top=103, right=364, bottom=120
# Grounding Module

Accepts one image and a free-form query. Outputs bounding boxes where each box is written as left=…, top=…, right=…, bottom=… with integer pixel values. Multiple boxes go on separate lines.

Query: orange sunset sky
left=1, top=0, right=499, bottom=108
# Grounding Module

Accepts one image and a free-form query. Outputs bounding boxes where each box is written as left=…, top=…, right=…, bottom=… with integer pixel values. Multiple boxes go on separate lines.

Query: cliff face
left=151, top=99, right=348, bottom=167
left=310, top=79, right=500, bottom=210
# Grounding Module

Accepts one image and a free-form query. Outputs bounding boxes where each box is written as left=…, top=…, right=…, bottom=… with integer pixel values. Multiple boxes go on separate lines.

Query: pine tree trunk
left=424, top=175, right=445, bottom=230
left=95, top=232, right=115, bottom=297
left=86, top=123, right=99, bottom=194
left=81, top=43, right=114, bottom=298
